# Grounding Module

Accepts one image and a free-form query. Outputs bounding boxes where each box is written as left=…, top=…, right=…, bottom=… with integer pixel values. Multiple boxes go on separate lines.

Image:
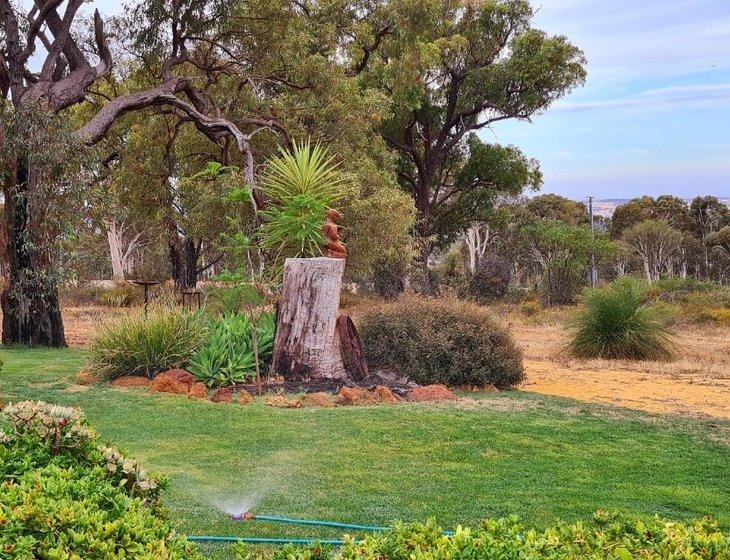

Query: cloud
left=552, top=83, right=730, bottom=113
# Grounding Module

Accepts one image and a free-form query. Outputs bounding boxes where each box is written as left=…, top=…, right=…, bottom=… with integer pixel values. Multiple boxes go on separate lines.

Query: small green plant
left=360, top=297, right=523, bottom=388
left=233, top=514, right=729, bottom=560
left=189, top=312, right=276, bottom=387
left=569, top=277, right=677, bottom=360
left=0, top=401, right=201, bottom=558
left=87, top=308, right=207, bottom=379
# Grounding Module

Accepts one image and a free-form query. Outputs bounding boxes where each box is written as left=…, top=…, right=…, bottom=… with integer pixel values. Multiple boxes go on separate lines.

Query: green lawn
left=1, top=347, right=728, bottom=559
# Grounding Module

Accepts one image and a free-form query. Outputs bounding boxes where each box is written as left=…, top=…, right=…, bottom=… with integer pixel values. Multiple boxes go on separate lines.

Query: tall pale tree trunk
left=1, top=154, right=66, bottom=346
left=104, top=220, right=125, bottom=281
left=272, top=257, right=347, bottom=379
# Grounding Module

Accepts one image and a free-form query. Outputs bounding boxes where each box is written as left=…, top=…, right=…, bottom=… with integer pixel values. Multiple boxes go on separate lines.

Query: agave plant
left=568, top=277, right=677, bottom=360
left=189, top=312, right=276, bottom=387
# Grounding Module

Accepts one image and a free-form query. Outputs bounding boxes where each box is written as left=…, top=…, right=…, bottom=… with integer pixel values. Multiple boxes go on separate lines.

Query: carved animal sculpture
left=323, top=208, right=347, bottom=259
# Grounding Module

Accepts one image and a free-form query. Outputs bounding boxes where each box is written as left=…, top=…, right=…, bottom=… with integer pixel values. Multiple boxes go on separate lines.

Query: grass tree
left=569, top=277, right=677, bottom=361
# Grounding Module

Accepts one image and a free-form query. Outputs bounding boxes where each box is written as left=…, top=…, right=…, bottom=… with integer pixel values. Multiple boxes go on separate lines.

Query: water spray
left=227, top=512, right=389, bottom=532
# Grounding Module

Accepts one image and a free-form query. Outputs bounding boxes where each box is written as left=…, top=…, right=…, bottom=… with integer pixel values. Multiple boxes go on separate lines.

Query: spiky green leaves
left=569, top=278, right=677, bottom=361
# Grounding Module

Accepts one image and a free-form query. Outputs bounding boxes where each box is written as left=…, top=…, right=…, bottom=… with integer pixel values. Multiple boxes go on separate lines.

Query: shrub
left=234, top=513, right=729, bottom=560
left=359, top=297, right=523, bottom=388
left=87, top=308, right=207, bottom=379
left=189, top=312, right=276, bottom=387
left=518, top=299, right=543, bottom=317
left=469, top=253, right=512, bottom=300
left=371, top=254, right=408, bottom=300
left=569, top=277, right=677, bottom=360
left=98, top=282, right=141, bottom=307
left=0, top=401, right=202, bottom=559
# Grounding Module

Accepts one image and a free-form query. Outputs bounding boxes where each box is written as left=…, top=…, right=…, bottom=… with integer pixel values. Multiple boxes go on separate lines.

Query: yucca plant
left=259, top=140, right=349, bottom=206
left=568, top=277, right=677, bottom=360
left=189, top=312, right=276, bottom=387
left=87, top=308, right=207, bottom=379
left=258, top=141, right=349, bottom=260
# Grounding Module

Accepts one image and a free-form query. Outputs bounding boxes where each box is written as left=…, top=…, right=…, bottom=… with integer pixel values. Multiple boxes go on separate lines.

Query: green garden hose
left=186, top=536, right=348, bottom=545
left=186, top=514, right=453, bottom=545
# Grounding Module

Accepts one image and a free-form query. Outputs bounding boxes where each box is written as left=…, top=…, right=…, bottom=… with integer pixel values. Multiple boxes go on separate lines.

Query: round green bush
left=87, top=308, right=207, bottom=379
left=569, top=277, right=677, bottom=360
left=359, top=297, right=524, bottom=388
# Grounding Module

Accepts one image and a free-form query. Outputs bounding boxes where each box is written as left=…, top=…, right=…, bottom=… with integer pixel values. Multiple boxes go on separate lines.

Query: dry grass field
left=47, top=301, right=730, bottom=421
left=492, top=305, right=730, bottom=420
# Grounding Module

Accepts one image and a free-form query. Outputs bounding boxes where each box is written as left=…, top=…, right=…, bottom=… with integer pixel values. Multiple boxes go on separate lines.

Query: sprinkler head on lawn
left=228, top=511, right=255, bottom=521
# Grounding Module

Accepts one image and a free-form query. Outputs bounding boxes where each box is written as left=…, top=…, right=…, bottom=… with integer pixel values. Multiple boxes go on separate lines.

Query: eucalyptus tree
left=2, top=0, right=406, bottom=345
left=0, top=0, right=280, bottom=345
left=362, top=0, right=586, bottom=286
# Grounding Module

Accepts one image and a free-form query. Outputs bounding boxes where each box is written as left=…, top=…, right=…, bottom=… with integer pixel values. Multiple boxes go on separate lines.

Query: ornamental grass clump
left=569, top=277, right=677, bottom=360
left=87, top=308, right=207, bottom=379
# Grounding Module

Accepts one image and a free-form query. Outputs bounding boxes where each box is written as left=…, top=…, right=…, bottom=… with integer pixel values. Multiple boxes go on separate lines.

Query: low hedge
left=358, top=297, right=524, bottom=388
left=234, top=515, right=729, bottom=560
left=0, top=401, right=202, bottom=560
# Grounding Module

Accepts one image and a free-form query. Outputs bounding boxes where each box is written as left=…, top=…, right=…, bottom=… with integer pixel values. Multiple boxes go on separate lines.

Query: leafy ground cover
left=1, top=347, right=728, bottom=559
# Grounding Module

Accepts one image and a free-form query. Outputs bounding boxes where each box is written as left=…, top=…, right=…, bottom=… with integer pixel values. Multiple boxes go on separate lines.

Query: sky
left=88, top=0, right=730, bottom=201
left=487, top=0, right=730, bottom=200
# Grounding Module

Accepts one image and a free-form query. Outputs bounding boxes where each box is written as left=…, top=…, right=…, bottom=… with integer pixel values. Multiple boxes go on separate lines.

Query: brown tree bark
left=168, top=236, right=201, bottom=290
left=1, top=154, right=66, bottom=346
left=272, top=257, right=347, bottom=380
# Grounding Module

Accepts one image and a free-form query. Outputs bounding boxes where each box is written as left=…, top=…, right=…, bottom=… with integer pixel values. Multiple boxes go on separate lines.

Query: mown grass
left=1, top=347, right=728, bottom=559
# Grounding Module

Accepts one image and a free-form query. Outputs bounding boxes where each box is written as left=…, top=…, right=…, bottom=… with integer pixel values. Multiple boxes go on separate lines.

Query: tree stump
left=272, top=257, right=348, bottom=379
left=337, top=315, right=368, bottom=381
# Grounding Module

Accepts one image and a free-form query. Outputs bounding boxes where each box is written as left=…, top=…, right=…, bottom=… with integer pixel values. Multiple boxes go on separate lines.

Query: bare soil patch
left=498, top=306, right=730, bottom=420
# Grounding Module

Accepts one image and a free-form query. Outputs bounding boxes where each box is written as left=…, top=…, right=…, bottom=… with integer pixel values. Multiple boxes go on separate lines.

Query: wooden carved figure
left=323, top=209, right=347, bottom=259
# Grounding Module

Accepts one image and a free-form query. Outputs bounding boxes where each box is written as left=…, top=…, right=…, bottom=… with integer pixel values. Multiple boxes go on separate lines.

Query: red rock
left=237, top=391, right=255, bottom=405
left=407, top=384, right=458, bottom=402
left=157, top=369, right=196, bottom=387
left=188, top=382, right=209, bottom=399
left=372, top=385, right=401, bottom=404
left=266, top=395, right=301, bottom=408
left=300, top=392, right=336, bottom=408
left=211, top=387, right=236, bottom=403
left=337, top=386, right=379, bottom=406
left=112, top=376, right=152, bottom=388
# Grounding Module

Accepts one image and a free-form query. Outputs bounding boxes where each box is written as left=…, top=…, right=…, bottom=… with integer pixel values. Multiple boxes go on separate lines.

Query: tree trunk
left=272, top=257, right=347, bottom=379
left=105, top=219, right=126, bottom=280
left=169, top=235, right=200, bottom=290
left=1, top=155, right=66, bottom=347
left=336, top=314, right=368, bottom=381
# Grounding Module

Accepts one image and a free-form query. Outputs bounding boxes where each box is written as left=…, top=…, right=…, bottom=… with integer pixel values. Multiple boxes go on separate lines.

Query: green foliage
left=359, top=297, right=524, bottom=388
left=260, top=194, right=328, bottom=257
left=235, top=514, right=729, bottom=560
left=259, top=141, right=349, bottom=207
left=189, top=312, right=275, bottom=387
left=0, top=401, right=201, bottom=559
left=256, top=141, right=350, bottom=263
left=98, top=282, right=142, bottom=307
left=523, top=221, right=616, bottom=305
left=569, top=278, right=677, bottom=360
left=87, top=309, right=207, bottom=379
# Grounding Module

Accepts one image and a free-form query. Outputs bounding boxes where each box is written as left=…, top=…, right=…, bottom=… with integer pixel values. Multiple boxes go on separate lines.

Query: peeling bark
left=272, top=258, right=347, bottom=380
